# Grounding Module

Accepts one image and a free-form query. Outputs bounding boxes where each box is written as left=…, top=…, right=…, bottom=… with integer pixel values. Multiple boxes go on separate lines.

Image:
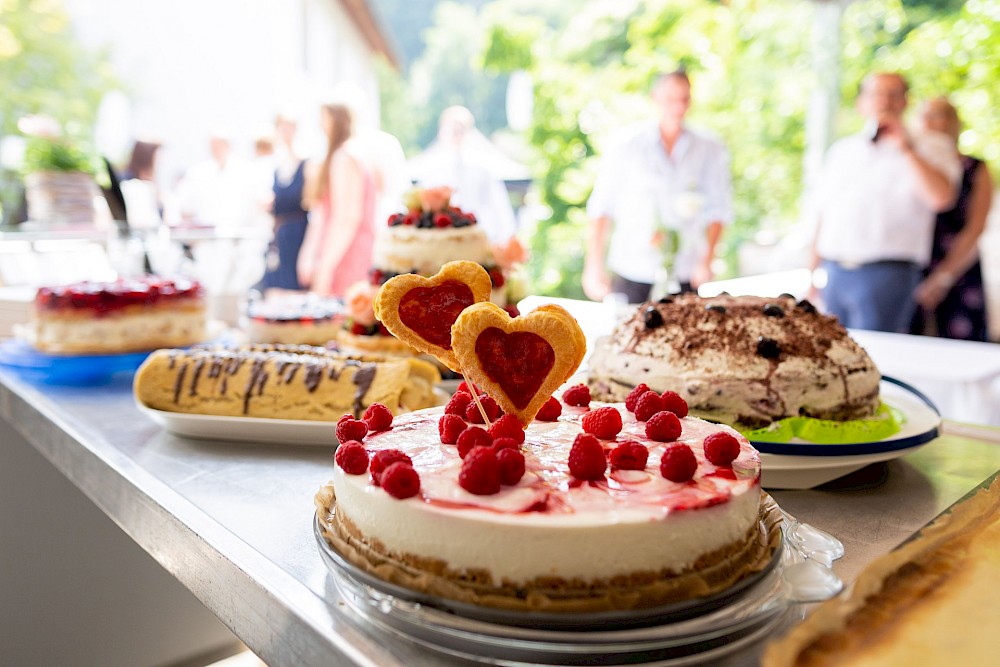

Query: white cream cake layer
left=588, top=295, right=881, bottom=426
left=332, top=403, right=761, bottom=586
left=33, top=307, right=207, bottom=354
left=373, top=226, right=495, bottom=275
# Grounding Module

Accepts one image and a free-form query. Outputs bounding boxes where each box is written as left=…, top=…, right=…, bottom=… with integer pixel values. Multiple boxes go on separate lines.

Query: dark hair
left=125, top=140, right=160, bottom=181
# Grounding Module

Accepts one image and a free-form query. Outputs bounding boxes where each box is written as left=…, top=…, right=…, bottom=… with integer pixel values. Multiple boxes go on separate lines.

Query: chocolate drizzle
left=304, top=363, right=324, bottom=393
left=189, top=358, right=205, bottom=396
left=351, top=364, right=377, bottom=418
left=173, top=362, right=188, bottom=404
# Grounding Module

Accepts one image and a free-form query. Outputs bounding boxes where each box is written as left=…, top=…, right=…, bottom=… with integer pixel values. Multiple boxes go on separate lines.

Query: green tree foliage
left=0, top=0, right=117, bottom=138
left=482, top=0, right=996, bottom=298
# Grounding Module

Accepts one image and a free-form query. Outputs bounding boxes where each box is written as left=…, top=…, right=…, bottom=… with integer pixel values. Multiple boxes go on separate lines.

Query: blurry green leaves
left=22, top=135, right=95, bottom=174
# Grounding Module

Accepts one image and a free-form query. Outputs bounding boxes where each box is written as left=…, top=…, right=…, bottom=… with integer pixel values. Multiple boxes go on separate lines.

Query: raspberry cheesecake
left=587, top=294, right=881, bottom=428
left=30, top=276, right=207, bottom=354
left=316, top=390, right=773, bottom=612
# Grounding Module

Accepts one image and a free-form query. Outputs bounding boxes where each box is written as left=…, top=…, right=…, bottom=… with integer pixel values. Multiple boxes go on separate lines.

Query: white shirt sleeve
left=586, top=143, right=623, bottom=220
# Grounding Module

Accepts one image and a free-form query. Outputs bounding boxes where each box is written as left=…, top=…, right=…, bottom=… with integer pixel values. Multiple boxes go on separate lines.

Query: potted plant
left=22, top=133, right=101, bottom=225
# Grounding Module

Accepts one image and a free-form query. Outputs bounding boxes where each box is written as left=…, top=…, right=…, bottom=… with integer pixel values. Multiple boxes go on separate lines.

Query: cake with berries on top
left=29, top=275, right=207, bottom=354
left=246, top=294, right=343, bottom=346
left=315, top=384, right=773, bottom=613
left=587, top=293, right=882, bottom=429
left=338, top=186, right=522, bottom=358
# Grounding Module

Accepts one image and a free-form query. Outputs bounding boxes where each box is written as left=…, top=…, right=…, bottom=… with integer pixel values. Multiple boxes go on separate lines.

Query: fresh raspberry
left=660, top=391, right=689, bottom=418
left=488, top=414, right=525, bottom=443
left=457, top=426, right=493, bottom=458
left=336, top=418, right=369, bottom=443
left=645, top=411, right=682, bottom=442
left=634, top=391, right=666, bottom=421
left=465, top=394, right=501, bottom=423
left=381, top=462, right=421, bottom=499
left=704, top=432, right=741, bottom=466
left=362, top=403, right=393, bottom=432
left=562, top=384, right=591, bottom=407
left=496, top=448, right=526, bottom=486
left=459, top=447, right=501, bottom=495
left=492, top=437, right=521, bottom=452
left=334, top=441, right=369, bottom=474
left=350, top=322, right=368, bottom=335
left=439, top=414, right=467, bottom=445
left=457, top=381, right=479, bottom=395
left=504, top=304, right=521, bottom=318
left=433, top=213, right=451, bottom=228
left=444, top=391, right=473, bottom=417
left=609, top=441, right=648, bottom=470
left=624, top=384, right=651, bottom=412
left=488, top=268, right=505, bottom=288
left=568, top=433, right=606, bottom=480
left=660, top=443, right=697, bottom=482
left=337, top=413, right=353, bottom=425
left=581, top=406, right=624, bottom=439
left=535, top=396, right=562, bottom=421
left=403, top=212, right=420, bottom=226
left=370, top=449, right=413, bottom=486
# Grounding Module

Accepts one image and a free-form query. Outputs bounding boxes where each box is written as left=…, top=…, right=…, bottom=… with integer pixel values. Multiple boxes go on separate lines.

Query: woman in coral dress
left=298, top=103, right=375, bottom=297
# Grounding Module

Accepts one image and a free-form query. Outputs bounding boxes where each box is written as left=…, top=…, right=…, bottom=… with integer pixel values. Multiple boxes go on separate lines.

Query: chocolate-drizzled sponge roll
left=134, top=345, right=427, bottom=421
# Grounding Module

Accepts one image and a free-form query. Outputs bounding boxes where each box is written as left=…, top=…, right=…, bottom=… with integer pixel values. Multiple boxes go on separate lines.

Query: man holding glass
left=583, top=70, right=733, bottom=303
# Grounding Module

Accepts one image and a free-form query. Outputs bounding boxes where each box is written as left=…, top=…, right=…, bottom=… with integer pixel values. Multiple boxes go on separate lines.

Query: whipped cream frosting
left=331, top=402, right=761, bottom=586
left=587, top=294, right=881, bottom=427
left=372, top=226, right=495, bottom=276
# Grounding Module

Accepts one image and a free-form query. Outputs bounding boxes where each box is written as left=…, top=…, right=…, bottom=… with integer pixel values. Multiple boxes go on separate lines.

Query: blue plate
left=0, top=339, right=152, bottom=385
left=750, top=377, right=940, bottom=457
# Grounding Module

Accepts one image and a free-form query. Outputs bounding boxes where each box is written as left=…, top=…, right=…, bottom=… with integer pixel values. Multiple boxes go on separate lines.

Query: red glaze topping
left=398, top=280, right=475, bottom=349
left=35, top=276, right=202, bottom=315
left=475, top=328, right=555, bottom=409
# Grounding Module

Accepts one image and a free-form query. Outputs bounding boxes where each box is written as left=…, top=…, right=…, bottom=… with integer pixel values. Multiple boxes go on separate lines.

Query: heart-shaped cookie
left=373, top=260, right=493, bottom=371
left=451, top=302, right=586, bottom=426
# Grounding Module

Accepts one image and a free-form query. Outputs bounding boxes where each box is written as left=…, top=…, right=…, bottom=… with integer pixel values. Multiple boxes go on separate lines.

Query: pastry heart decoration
left=452, top=302, right=587, bottom=426
left=373, top=260, right=493, bottom=372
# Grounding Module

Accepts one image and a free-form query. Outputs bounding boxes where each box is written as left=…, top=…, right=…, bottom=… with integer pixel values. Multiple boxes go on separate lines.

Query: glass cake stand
left=314, top=497, right=845, bottom=665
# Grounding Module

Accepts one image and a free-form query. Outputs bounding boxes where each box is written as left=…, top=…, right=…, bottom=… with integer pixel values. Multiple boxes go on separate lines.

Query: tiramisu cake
left=316, top=394, right=774, bottom=612
left=30, top=275, right=207, bottom=354
left=587, top=294, right=881, bottom=428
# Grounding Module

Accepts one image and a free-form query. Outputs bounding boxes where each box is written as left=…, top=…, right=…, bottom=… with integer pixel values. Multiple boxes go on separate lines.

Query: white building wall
left=62, top=0, right=381, bottom=183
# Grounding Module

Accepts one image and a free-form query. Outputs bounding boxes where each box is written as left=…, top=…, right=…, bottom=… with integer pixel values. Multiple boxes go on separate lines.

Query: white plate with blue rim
left=758, top=377, right=940, bottom=489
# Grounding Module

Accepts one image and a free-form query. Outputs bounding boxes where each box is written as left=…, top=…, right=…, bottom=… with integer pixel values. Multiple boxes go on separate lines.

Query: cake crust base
left=315, top=484, right=781, bottom=613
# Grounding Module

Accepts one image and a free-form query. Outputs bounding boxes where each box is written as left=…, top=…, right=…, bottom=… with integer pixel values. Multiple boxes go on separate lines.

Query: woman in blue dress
left=260, top=115, right=309, bottom=292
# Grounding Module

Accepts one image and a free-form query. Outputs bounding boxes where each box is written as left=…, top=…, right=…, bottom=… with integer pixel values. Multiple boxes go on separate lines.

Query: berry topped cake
left=246, top=294, right=343, bottom=346
left=587, top=294, right=882, bottom=429
left=316, top=390, right=772, bottom=612
left=339, top=187, right=524, bottom=356
left=29, top=275, right=207, bottom=354
left=317, top=268, right=776, bottom=613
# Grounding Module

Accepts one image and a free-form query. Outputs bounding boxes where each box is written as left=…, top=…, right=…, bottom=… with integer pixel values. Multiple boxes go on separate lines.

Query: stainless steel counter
left=2, top=368, right=999, bottom=666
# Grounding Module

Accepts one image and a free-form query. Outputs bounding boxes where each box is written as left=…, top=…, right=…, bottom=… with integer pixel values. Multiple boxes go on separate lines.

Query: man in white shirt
left=584, top=70, right=733, bottom=303
left=811, top=72, right=961, bottom=333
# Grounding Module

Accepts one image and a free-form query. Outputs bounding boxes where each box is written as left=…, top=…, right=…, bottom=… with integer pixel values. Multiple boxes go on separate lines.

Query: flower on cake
left=344, top=280, right=379, bottom=328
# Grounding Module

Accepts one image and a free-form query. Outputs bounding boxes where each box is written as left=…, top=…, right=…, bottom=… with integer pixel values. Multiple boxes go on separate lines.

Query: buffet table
left=2, top=335, right=1000, bottom=665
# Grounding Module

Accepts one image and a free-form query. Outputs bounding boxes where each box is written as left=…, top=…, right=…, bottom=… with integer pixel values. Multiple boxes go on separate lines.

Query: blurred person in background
left=119, top=139, right=164, bottom=229
left=408, top=105, right=518, bottom=244
left=259, top=113, right=309, bottom=293
left=583, top=70, right=733, bottom=304
left=297, top=102, right=375, bottom=296
left=175, top=133, right=264, bottom=235
left=910, top=97, right=993, bottom=341
left=810, top=72, right=962, bottom=333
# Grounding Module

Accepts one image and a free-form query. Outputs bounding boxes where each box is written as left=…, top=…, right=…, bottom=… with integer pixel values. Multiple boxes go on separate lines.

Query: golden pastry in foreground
left=134, top=344, right=440, bottom=421
left=763, top=476, right=1000, bottom=667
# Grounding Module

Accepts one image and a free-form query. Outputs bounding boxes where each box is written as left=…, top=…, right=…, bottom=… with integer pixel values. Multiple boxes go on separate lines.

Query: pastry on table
left=134, top=343, right=440, bottom=421
left=763, top=475, right=1000, bottom=666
